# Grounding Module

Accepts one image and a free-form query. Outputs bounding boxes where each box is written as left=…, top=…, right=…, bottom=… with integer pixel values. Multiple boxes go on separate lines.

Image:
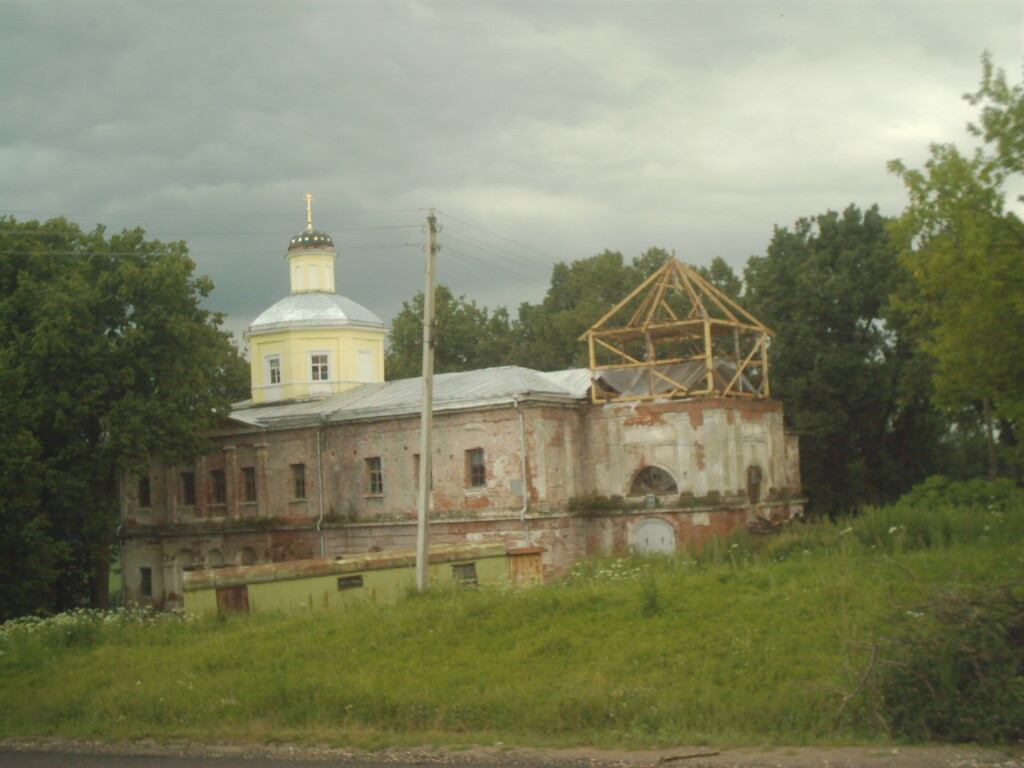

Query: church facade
left=119, top=207, right=803, bottom=610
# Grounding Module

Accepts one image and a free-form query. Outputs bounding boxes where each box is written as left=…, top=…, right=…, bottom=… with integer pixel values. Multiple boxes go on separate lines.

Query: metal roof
left=247, top=292, right=386, bottom=334
left=228, top=366, right=591, bottom=429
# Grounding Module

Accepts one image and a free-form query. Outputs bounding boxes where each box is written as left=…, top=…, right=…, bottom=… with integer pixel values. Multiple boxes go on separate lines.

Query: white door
left=635, top=517, right=676, bottom=555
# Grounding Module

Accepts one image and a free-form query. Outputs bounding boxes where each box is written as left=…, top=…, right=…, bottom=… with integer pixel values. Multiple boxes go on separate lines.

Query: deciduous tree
left=0, top=216, right=248, bottom=619
left=889, top=54, right=1024, bottom=474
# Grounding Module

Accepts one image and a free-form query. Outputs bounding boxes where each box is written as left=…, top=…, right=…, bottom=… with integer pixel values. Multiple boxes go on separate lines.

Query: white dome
left=248, top=293, right=386, bottom=334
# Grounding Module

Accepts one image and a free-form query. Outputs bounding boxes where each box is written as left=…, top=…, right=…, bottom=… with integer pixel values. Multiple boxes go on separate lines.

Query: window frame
left=137, top=476, right=151, bottom=508
left=310, top=352, right=329, bottom=382
left=365, top=457, right=384, bottom=495
left=139, top=566, right=153, bottom=597
left=465, top=447, right=486, bottom=488
left=210, top=469, right=227, bottom=505
left=241, top=466, right=257, bottom=503
left=266, top=355, right=282, bottom=385
left=180, top=471, right=196, bottom=506
left=291, top=463, right=306, bottom=500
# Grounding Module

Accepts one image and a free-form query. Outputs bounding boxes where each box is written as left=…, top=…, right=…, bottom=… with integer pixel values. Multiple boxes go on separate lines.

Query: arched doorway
left=634, top=517, right=676, bottom=555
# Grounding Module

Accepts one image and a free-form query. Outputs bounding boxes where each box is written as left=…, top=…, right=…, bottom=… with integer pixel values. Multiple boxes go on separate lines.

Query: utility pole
left=415, top=210, right=439, bottom=591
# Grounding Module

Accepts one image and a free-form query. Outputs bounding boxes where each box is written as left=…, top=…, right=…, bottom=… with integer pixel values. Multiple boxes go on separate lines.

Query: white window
left=266, top=355, right=282, bottom=385
left=311, top=353, right=329, bottom=381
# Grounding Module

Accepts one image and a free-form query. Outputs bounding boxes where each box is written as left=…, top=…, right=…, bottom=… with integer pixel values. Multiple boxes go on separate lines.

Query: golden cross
left=304, top=193, right=314, bottom=229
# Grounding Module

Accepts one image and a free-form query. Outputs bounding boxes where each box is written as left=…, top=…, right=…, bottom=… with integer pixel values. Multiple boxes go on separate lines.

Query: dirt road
left=1, top=741, right=1022, bottom=768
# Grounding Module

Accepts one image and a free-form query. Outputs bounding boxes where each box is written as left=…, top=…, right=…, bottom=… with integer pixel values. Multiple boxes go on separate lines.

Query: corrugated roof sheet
left=229, top=366, right=591, bottom=428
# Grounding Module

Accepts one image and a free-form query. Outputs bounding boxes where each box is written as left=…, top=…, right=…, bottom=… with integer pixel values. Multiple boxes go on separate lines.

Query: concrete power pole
left=415, top=210, right=439, bottom=591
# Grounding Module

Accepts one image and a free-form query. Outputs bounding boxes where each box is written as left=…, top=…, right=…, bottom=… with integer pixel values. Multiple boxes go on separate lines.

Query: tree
left=889, top=54, right=1024, bottom=474
left=0, top=216, right=249, bottom=619
left=744, top=205, right=940, bottom=515
left=385, top=284, right=514, bottom=380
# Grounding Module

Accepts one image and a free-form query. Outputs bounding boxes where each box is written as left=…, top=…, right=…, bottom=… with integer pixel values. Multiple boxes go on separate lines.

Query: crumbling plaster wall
left=319, top=403, right=582, bottom=523
left=580, top=398, right=798, bottom=501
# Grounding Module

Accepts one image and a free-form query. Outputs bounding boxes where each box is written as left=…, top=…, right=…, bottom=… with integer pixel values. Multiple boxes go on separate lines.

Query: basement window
left=337, top=575, right=364, bottom=590
left=452, top=562, right=479, bottom=586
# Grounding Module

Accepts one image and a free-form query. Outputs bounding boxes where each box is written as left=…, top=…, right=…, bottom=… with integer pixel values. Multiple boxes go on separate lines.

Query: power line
left=435, top=209, right=562, bottom=264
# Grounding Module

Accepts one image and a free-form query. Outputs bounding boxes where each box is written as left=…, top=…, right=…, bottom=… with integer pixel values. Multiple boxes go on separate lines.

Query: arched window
left=629, top=466, right=678, bottom=497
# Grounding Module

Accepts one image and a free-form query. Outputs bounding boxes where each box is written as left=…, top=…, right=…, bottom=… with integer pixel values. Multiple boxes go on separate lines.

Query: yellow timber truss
left=579, top=257, right=773, bottom=403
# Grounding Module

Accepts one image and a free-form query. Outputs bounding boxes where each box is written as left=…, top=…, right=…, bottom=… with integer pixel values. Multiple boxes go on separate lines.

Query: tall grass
left=1, top=477, right=1021, bottom=747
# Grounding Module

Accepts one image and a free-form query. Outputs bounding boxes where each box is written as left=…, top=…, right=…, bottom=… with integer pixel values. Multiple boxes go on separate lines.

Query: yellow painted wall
left=184, top=554, right=510, bottom=616
left=288, top=252, right=335, bottom=294
left=249, top=327, right=385, bottom=402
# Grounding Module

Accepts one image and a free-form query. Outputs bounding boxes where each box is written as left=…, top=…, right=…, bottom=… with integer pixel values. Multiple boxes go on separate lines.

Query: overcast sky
left=2, top=1, right=1020, bottom=344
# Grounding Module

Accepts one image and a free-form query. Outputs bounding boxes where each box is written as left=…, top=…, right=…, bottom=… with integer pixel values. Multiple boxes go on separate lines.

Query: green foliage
left=874, top=579, right=1024, bottom=743
left=384, top=285, right=514, bottom=379
left=1, top=478, right=1021, bottom=747
left=385, top=247, right=738, bottom=377
left=744, top=205, right=941, bottom=515
left=888, top=54, right=1024, bottom=471
left=0, top=216, right=249, bottom=620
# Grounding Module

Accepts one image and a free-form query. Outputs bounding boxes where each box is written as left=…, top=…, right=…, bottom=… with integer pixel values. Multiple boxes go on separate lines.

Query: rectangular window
left=365, top=457, right=383, bottom=495
left=267, top=356, right=281, bottom=385
left=211, top=469, right=226, bottom=504
left=291, top=463, right=306, bottom=499
left=466, top=448, right=486, bottom=487
left=452, top=562, right=478, bottom=586
left=311, top=353, right=329, bottom=381
left=337, top=575, right=364, bottom=590
left=137, top=476, right=151, bottom=508
left=242, top=466, right=257, bottom=503
left=140, top=567, right=153, bottom=597
left=413, top=454, right=432, bottom=490
left=181, top=472, right=196, bottom=506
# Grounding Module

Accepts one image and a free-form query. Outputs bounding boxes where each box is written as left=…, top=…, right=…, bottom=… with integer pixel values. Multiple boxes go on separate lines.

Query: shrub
left=871, top=577, right=1024, bottom=743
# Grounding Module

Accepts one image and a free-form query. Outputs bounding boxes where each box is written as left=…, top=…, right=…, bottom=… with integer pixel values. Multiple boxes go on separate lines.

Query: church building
left=119, top=202, right=804, bottom=610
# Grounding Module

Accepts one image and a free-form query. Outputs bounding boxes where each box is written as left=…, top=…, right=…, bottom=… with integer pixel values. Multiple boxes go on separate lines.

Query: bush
left=872, top=577, right=1024, bottom=743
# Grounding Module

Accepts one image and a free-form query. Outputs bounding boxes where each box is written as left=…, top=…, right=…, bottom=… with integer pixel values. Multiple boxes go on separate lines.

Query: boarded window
left=137, top=476, right=151, bottom=508
left=366, top=457, right=383, bottom=495
left=242, top=466, right=257, bottom=502
left=180, top=472, right=196, bottom=506
left=210, top=469, right=226, bottom=504
left=452, top=562, right=478, bottom=586
left=465, top=448, right=486, bottom=487
left=291, top=463, right=306, bottom=499
left=139, top=567, right=152, bottom=597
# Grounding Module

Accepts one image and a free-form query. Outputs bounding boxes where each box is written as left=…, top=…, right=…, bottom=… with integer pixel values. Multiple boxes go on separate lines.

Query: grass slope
left=1, top=477, right=1021, bottom=748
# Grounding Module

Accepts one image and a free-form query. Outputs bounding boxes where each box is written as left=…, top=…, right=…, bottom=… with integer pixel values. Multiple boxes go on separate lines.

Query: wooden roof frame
left=578, top=257, right=773, bottom=403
